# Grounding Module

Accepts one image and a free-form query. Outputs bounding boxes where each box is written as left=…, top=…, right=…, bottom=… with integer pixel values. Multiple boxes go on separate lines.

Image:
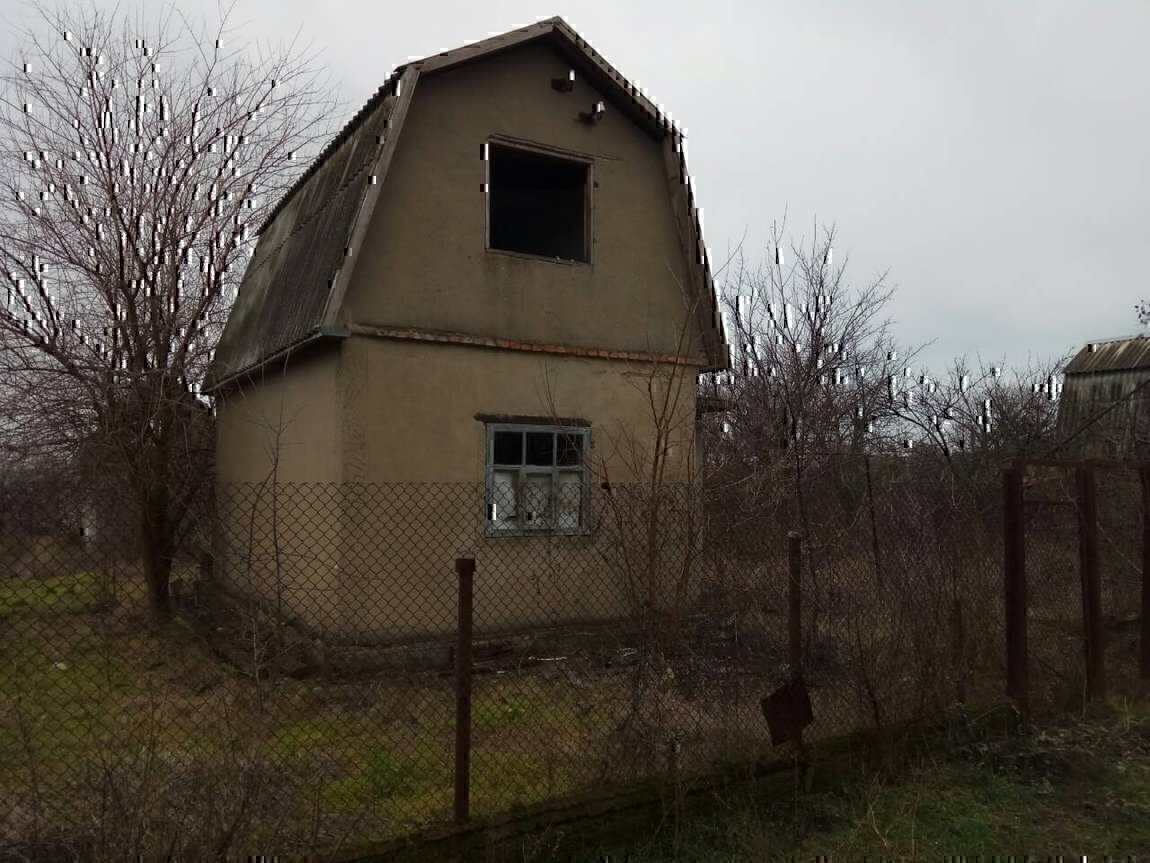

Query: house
left=1056, top=334, right=1150, bottom=458
left=203, top=17, right=728, bottom=642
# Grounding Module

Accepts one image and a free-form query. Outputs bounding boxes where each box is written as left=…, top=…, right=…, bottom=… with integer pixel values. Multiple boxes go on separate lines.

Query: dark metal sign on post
left=762, top=531, right=814, bottom=747
left=761, top=677, right=813, bottom=746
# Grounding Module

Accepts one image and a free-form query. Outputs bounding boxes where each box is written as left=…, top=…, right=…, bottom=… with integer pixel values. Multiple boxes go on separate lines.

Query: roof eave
left=203, top=326, right=350, bottom=396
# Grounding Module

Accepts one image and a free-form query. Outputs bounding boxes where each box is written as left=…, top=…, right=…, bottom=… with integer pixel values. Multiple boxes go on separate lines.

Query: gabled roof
left=204, top=17, right=728, bottom=393
left=1064, top=334, right=1150, bottom=375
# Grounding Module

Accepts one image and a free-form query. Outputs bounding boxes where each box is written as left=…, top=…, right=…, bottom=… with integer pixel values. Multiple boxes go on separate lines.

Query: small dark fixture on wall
left=551, top=69, right=575, bottom=92
left=579, top=100, right=606, bottom=125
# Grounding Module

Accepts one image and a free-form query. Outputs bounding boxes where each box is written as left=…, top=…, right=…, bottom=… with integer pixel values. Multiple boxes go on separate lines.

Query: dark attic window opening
left=488, top=143, right=588, bottom=263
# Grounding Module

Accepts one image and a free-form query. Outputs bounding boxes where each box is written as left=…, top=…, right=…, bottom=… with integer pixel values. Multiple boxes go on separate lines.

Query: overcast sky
left=5, top=0, right=1147, bottom=378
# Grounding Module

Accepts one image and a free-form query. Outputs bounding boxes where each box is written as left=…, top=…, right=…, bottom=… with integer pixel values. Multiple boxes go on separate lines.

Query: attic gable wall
left=338, top=40, right=706, bottom=361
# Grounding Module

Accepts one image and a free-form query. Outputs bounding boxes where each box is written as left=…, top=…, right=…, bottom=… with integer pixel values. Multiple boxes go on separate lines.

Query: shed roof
left=1064, top=334, right=1150, bottom=375
left=205, top=17, right=727, bottom=393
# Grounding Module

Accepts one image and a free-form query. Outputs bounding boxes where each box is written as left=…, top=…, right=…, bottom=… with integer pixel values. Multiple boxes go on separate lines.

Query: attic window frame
left=484, top=138, right=592, bottom=265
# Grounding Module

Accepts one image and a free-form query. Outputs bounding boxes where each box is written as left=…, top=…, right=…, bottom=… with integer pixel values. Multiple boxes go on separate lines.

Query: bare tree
left=892, top=354, right=1065, bottom=476
left=705, top=221, right=917, bottom=524
left=0, top=3, right=336, bottom=619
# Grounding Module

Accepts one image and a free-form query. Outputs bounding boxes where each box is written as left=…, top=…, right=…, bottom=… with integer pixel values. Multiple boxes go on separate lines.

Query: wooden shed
left=1056, top=334, right=1150, bottom=458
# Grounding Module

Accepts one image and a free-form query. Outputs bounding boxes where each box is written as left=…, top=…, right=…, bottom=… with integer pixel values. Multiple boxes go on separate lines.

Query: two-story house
left=204, top=17, right=728, bottom=641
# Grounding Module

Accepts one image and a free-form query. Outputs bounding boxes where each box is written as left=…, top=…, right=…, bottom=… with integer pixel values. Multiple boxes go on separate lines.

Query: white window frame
left=485, top=422, right=591, bottom=536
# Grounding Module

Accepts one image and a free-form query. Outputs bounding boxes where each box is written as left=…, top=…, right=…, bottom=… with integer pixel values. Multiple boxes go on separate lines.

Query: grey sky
left=5, top=0, right=1147, bottom=377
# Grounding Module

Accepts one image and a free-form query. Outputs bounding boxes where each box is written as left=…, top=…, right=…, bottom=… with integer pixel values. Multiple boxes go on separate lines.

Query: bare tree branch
left=0, top=2, right=337, bottom=619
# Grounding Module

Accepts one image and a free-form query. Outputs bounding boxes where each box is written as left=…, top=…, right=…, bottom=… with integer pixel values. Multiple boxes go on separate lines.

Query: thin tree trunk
left=140, top=491, right=174, bottom=620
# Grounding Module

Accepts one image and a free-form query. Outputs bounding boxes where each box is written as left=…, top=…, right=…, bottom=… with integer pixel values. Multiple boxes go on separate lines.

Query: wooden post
left=1076, top=466, right=1105, bottom=702
left=1003, top=467, right=1029, bottom=721
left=1141, top=468, right=1150, bottom=680
left=453, top=557, right=475, bottom=824
left=787, top=531, right=802, bottom=681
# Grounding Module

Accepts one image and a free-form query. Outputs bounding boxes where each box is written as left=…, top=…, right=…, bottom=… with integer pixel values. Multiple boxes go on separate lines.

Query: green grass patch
left=0, top=572, right=107, bottom=617
left=582, top=706, right=1150, bottom=861
left=317, top=747, right=450, bottom=813
left=264, top=715, right=370, bottom=756
left=473, top=694, right=532, bottom=731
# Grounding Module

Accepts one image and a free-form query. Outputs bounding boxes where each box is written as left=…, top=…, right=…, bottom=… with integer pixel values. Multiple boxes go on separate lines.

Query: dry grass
left=2, top=538, right=1120, bottom=859
left=0, top=571, right=787, bottom=857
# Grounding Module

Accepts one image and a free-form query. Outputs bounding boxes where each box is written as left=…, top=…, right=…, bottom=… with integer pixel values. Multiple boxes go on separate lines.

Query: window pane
left=557, top=433, right=583, bottom=466
left=525, top=432, right=555, bottom=466
left=521, top=474, right=552, bottom=528
left=489, top=470, right=518, bottom=528
left=555, top=471, right=583, bottom=530
left=493, top=430, right=523, bottom=466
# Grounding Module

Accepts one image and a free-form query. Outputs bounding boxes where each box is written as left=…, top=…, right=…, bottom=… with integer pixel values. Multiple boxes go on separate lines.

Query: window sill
left=484, top=526, right=593, bottom=539
left=485, top=248, right=591, bottom=267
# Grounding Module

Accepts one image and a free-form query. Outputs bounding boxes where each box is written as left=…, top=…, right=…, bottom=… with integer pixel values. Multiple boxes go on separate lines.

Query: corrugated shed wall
left=1056, top=335, right=1150, bottom=458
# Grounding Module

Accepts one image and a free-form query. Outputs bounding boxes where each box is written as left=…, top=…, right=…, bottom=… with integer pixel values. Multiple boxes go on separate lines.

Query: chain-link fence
left=1016, top=462, right=1149, bottom=714
left=4, top=454, right=1132, bottom=857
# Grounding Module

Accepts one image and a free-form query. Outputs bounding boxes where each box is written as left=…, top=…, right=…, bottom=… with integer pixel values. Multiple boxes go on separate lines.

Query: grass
left=473, top=693, right=532, bottom=731
left=580, top=701, right=1150, bottom=860
left=7, top=565, right=1144, bottom=858
left=0, top=571, right=663, bottom=853
left=0, top=571, right=107, bottom=617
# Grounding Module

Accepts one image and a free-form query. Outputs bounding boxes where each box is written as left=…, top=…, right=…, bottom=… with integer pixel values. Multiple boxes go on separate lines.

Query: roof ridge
left=1083, top=333, right=1148, bottom=345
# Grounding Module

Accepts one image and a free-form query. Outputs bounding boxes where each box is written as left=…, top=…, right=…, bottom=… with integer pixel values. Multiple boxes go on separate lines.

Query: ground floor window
left=485, top=423, right=589, bottom=534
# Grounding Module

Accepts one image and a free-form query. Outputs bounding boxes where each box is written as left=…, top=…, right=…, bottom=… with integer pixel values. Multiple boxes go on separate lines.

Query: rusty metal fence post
left=1141, top=468, right=1150, bottom=680
left=454, top=556, right=475, bottom=824
left=1003, top=467, right=1029, bottom=721
left=787, top=531, right=802, bottom=681
left=1075, top=466, right=1105, bottom=702
left=760, top=531, right=813, bottom=750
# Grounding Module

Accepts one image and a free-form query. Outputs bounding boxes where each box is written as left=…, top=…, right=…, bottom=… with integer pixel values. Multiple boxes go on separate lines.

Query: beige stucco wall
left=338, top=337, right=697, bottom=485
left=341, top=40, right=705, bottom=361
left=213, top=350, right=346, bottom=632
left=330, top=336, right=700, bottom=640
left=212, top=338, right=701, bottom=642
left=214, top=349, right=342, bottom=484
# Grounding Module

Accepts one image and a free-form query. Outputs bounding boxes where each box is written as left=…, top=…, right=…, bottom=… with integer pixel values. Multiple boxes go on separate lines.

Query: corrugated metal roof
left=205, top=17, right=728, bottom=392
left=204, top=89, right=397, bottom=390
left=1064, top=334, right=1150, bottom=375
